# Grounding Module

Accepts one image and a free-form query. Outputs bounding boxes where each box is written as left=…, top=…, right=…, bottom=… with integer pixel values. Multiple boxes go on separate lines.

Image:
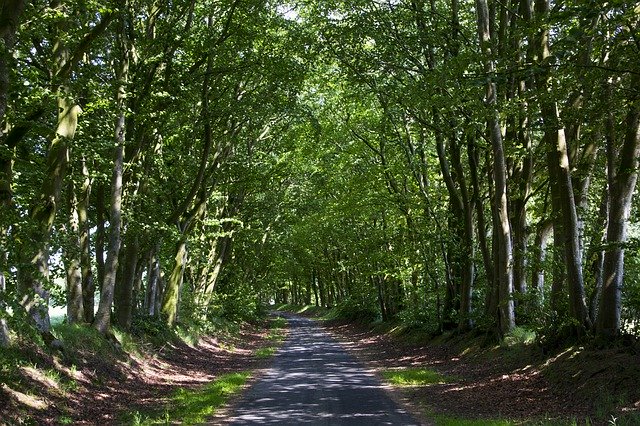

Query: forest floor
left=2, top=313, right=639, bottom=425
left=0, top=321, right=277, bottom=425
left=321, top=318, right=640, bottom=425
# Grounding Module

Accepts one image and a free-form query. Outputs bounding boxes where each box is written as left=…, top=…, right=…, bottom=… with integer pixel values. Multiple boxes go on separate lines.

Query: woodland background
left=0, top=0, right=639, bottom=356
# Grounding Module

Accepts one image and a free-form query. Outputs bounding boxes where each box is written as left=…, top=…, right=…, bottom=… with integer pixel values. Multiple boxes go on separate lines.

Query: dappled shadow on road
left=224, top=316, right=421, bottom=425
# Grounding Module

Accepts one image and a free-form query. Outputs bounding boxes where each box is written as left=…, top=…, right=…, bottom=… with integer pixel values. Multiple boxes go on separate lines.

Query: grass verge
left=381, top=367, right=452, bottom=386
left=253, top=315, right=288, bottom=359
left=255, top=347, right=277, bottom=358
left=127, top=372, right=250, bottom=425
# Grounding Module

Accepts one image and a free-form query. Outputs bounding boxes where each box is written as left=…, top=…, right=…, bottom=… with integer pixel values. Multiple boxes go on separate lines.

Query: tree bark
left=114, top=236, right=139, bottom=329
left=65, top=176, right=84, bottom=324
left=79, top=158, right=94, bottom=323
left=531, top=218, right=552, bottom=301
left=0, top=0, right=25, bottom=347
left=597, top=99, right=640, bottom=338
left=94, top=19, right=128, bottom=334
left=161, top=237, right=187, bottom=326
left=449, top=135, right=475, bottom=331
left=0, top=0, right=26, bottom=208
left=468, top=139, right=494, bottom=303
left=94, top=183, right=106, bottom=294
left=587, top=185, right=608, bottom=322
left=145, top=243, right=161, bottom=316
left=475, top=0, right=515, bottom=335
left=0, top=269, right=9, bottom=347
left=535, top=0, right=590, bottom=331
left=20, top=91, right=81, bottom=334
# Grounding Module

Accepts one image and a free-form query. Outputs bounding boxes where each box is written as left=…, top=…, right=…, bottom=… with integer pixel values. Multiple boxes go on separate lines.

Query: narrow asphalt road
left=224, top=314, right=422, bottom=425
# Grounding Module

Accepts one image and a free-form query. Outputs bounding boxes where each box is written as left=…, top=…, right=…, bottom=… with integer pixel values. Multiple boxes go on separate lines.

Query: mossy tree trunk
left=94, top=14, right=129, bottom=334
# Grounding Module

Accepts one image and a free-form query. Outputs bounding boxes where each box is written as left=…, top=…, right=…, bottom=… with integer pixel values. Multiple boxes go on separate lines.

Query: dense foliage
left=0, top=0, right=639, bottom=347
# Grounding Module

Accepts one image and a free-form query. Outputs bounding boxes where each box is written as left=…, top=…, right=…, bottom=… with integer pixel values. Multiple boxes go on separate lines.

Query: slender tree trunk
left=587, top=185, right=609, bottom=322
left=0, top=0, right=24, bottom=344
left=95, top=183, right=106, bottom=292
left=79, top=158, right=94, bottom=323
left=0, top=0, right=27, bottom=211
left=114, top=235, right=139, bottom=329
left=475, top=0, right=515, bottom=334
left=512, top=199, right=528, bottom=297
left=451, top=136, right=475, bottom=331
left=531, top=218, right=552, bottom=301
left=312, top=269, right=319, bottom=306
left=145, top=243, right=161, bottom=316
left=535, top=0, right=590, bottom=331
left=0, top=269, right=9, bottom=347
left=511, top=116, right=532, bottom=302
left=546, top=111, right=590, bottom=330
left=318, top=271, right=326, bottom=308
left=435, top=127, right=474, bottom=330
left=94, top=20, right=129, bottom=334
left=597, top=101, right=640, bottom=338
left=200, top=235, right=233, bottom=311
left=376, top=276, right=387, bottom=321
left=161, top=237, right=187, bottom=326
left=547, top=143, right=565, bottom=312
left=468, top=140, right=494, bottom=298
left=154, top=270, right=164, bottom=318
left=65, top=177, right=84, bottom=324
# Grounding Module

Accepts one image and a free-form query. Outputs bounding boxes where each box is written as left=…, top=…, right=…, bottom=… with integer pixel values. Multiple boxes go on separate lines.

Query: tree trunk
left=0, top=0, right=25, bottom=346
left=0, top=0, right=27, bottom=208
left=535, top=0, right=590, bottom=331
left=475, top=0, right=515, bottom=335
left=0, top=270, right=9, bottom=347
left=79, top=158, right=94, bottom=323
left=312, top=269, right=319, bottom=306
left=597, top=101, right=640, bottom=338
left=512, top=198, right=528, bottom=297
left=95, top=183, right=106, bottom=293
left=451, top=135, right=475, bottom=331
left=20, top=92, right=80, bottom=334
left=468, top=139, right=494, bottom=301
left=546, top=110, right=590, bottom=330
left=587, top=186, right=608, bottom=322
left=94, top=21, right=128, bottom=334
left=531, top=218, right=552, bottom=301
left=376, top=276, right=387, bottom=322
left=200, top=235, right=233, bottom=311
left=318, top=270, right=326, bottom=308
left=145, top=243, right=161, bottom=316
left=161, top=237, right=187, bottom=326
left=114, top=236, right=139, bottom=329
left=154, top=270, right=164, bottom=318
left=65, top=177, right=84, bottom=324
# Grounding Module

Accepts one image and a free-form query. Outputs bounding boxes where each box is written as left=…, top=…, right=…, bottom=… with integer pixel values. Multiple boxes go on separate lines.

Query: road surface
left=224, top=314, right=422, bottom=425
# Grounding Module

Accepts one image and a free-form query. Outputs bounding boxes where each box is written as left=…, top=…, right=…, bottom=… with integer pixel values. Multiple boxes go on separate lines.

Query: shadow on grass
left=127, top=372, right=250, bottom=425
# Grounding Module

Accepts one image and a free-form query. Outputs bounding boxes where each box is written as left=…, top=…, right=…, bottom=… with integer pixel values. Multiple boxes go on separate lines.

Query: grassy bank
left=0, top=316, right=276, bottom=425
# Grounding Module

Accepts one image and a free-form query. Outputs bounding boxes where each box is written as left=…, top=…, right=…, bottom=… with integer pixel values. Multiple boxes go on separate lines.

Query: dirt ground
left=2, top=316, right=638, bottom=425
left=322, top=320, right=640, bottom=425
left=0, top=324, right=272, bottom=425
